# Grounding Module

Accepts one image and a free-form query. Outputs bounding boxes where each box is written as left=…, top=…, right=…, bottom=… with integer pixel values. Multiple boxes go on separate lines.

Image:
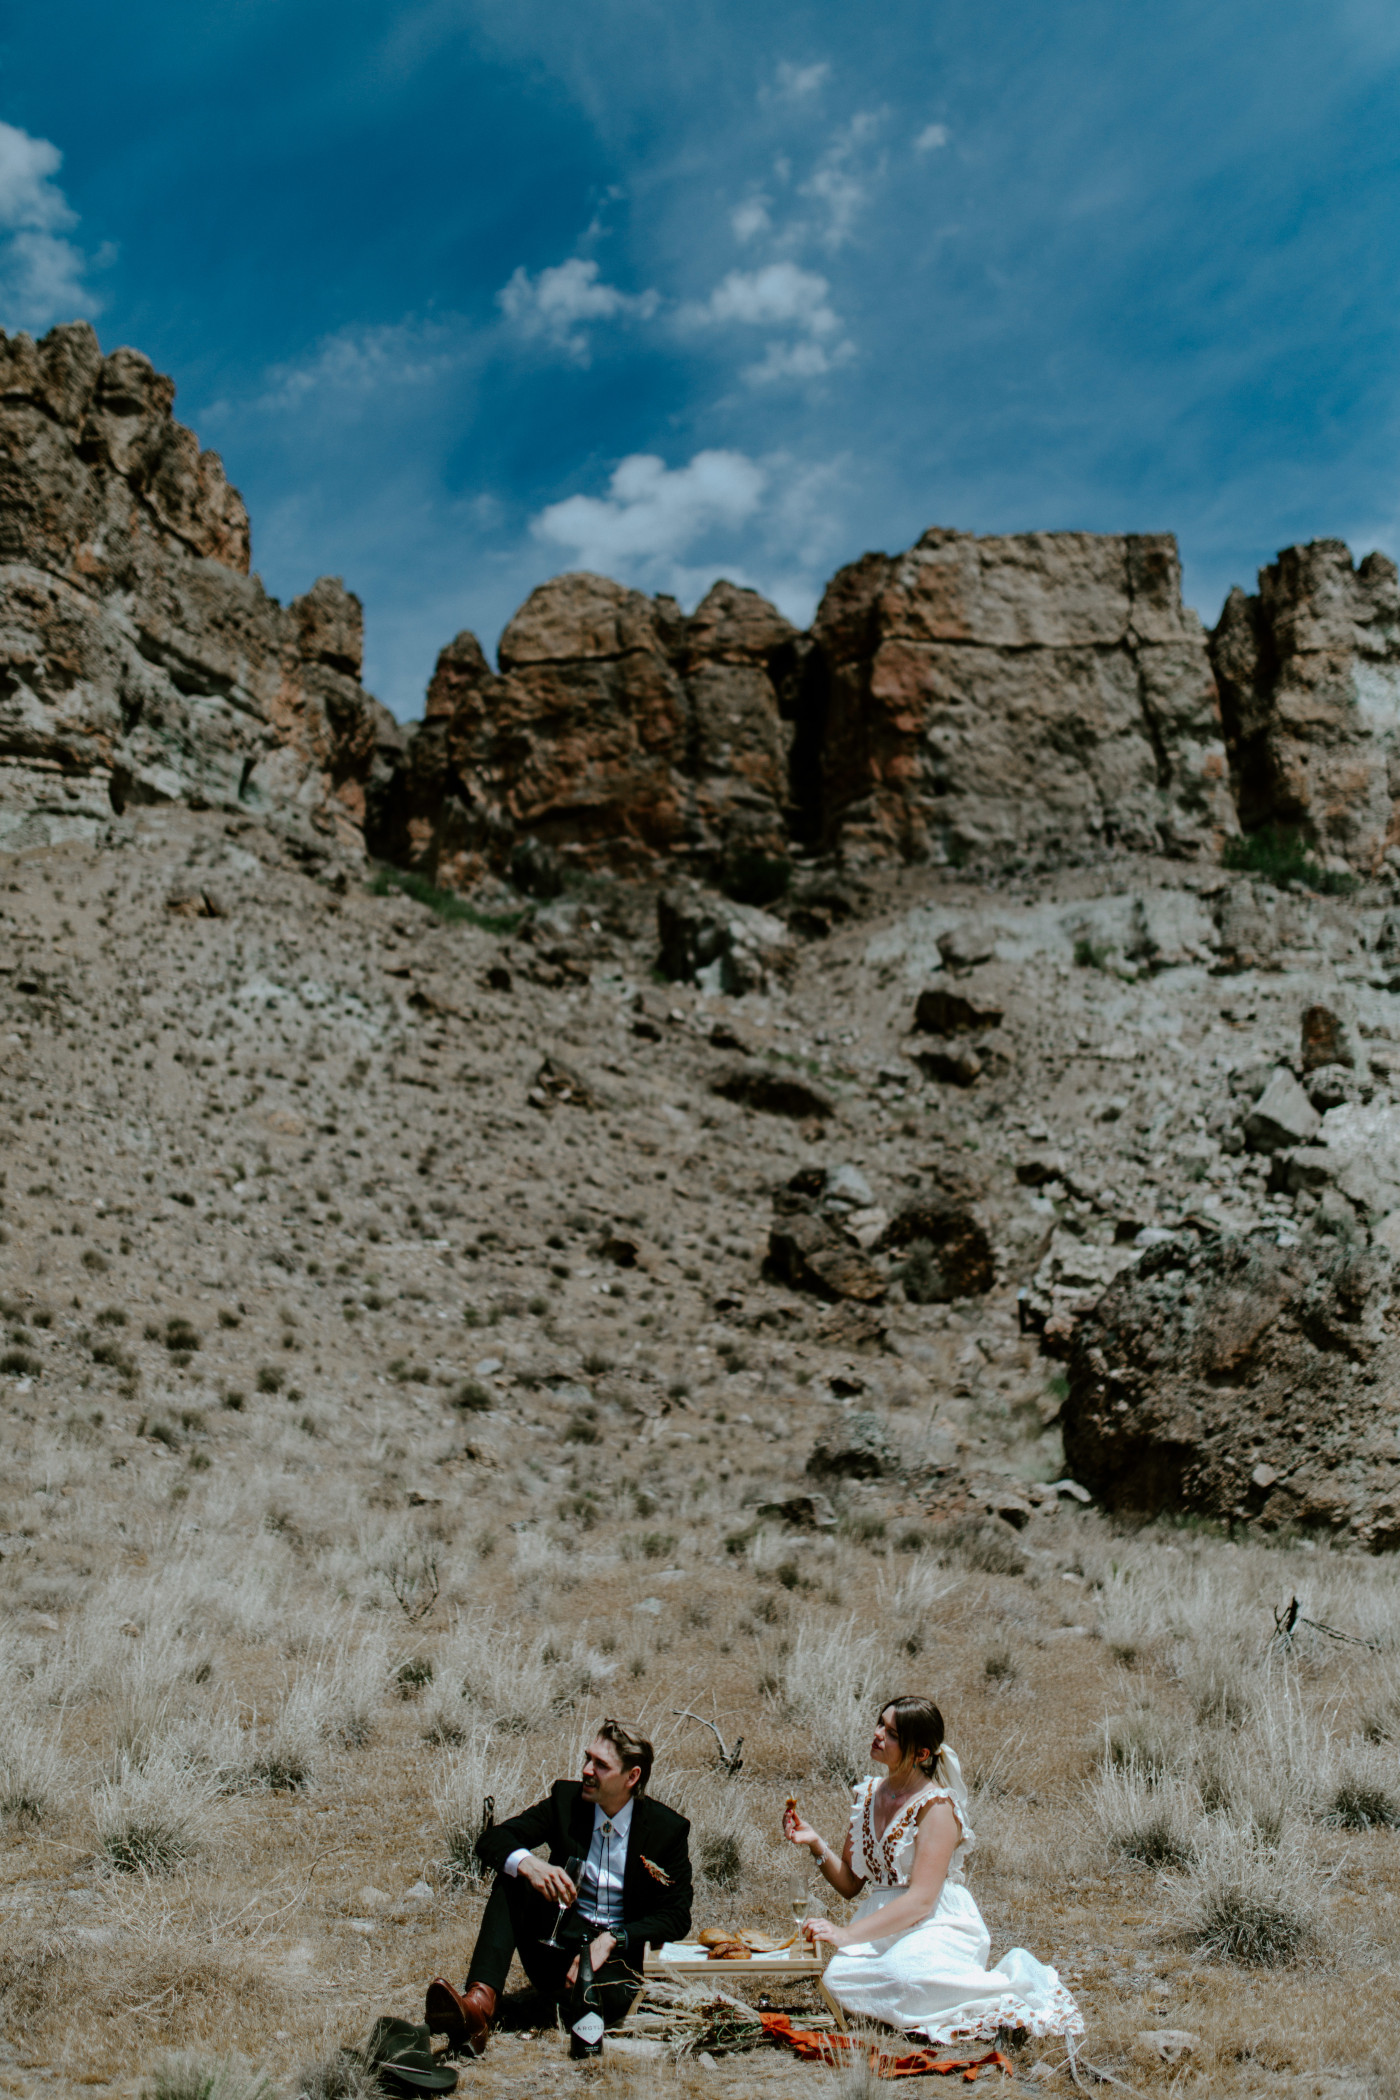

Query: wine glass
left=787, top=1867, right=809, bottom=1938
left=542, top=1856, right=587, bottom=1948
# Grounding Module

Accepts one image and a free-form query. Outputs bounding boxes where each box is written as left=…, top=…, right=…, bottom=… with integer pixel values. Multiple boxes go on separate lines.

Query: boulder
left=801, top=528, right=1234, bottom=866
left=755, top=1491, right=837, bottom=1531
left=710, top=1063, right=834, bottom=1121
left=0, top=323, right=398, bottom=857
left=1210, top=538, right=1400, bottom=871
left=1026, top=1229, right=1142, bottom=1336
left=913, top=986, right=1004, bottom=1036
left=913, top=1042, right=984, bottom=1087
left=936, top=925, right=996, bottom=970
left=1062, top=1230, right=1400, bottom=1549
left=657, top=889, right=795, bottom=993
left=806, top=1411, right=897, bottom=1482
left=879, top=1192, right=995, bottom=1299
left=766, top=1211, right=885, bottom=1301
left=1282, top=1100, right=1400, bottom=1222
left=1300, top=1002, right=1356, bottom=1073
left=1242, top=1068, right=1319, bottom=1152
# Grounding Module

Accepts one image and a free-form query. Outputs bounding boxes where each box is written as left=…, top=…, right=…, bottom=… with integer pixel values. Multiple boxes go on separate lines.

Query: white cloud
left=690, top=262, right=838, bottom=336
left=799, top=110, right=885, bottom=248
left=0, top=121, right=99, bottom=328
left=915, top=122, right=950, bottom=152
left=250, top=318, right=467, bottom=413
left=731, top=195, right=772, bottom=243
left=498, top=255, right=659, bottom=361
left=773, top=60, right=830, bottom=100
left=532, top=450, right=766, bottom=574
left=743, top=338, right=853, bottom=387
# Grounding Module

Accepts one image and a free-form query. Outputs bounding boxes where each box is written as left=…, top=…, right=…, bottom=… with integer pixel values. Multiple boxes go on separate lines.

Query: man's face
left=581, top=1736, right=639, bottom=1810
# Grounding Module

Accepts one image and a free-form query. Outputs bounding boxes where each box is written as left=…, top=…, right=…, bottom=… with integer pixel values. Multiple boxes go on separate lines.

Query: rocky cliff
left=371, top=528, right=1241, bottom=886
left=0, top=322, right=399, bottom=857
left=799, top=528, right=1236, bottom=867
left=1210, top=538, right=1400, bottom=873
left=6, top=320, right=1400, bottom=889
left=367, top=571, right=800, bottom=886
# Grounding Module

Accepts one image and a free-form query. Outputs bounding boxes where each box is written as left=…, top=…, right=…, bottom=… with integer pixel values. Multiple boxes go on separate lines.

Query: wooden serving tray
left=644, top=1949, right=827, bottom=1978
left=641, top=1943, right=847, bottom=2028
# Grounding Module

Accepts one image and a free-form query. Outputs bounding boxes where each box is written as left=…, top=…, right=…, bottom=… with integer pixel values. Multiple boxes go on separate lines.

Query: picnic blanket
left=759, top=2011, right=1012, bottom=2081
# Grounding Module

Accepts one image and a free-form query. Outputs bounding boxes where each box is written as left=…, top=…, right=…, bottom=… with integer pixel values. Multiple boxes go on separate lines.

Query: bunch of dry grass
left=1173, top=1813, right=1321, bottom=1967
left=779, top=1619, right=889, bottom=1783
left=1090, top=1762, right=1199, bottom=1870
left=291, top=2051, right=384, bottom=2100
left=433, top=1728, right=531, bottom=1882
left=141, top=2054, right=275, bottom=2100
left=1320, top=1741, right=1400, bottom=1831
left=92, top=1746, right=220, bottom=1873
left=1096, top=1699, right=1187, bottom=1779
left=0, top=1712, right=67, bottom=1825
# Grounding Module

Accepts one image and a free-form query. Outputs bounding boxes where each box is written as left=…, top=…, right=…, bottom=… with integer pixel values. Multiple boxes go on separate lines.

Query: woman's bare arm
left=804, top=1798, right=959, bottom=1949
left=783, top=1802, right=865, bottom=1900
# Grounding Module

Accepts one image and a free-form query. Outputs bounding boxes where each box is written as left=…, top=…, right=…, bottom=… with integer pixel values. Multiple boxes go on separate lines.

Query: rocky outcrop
left=368, top=573, right=799, bottom=884
left=796, top=529, right=1236, bottom=867
left=1062, top=1229, right=1400, bottom=1550
left=1210, top=539, right=1400, bottom=872
left=0, top=322, right=399, bottom=856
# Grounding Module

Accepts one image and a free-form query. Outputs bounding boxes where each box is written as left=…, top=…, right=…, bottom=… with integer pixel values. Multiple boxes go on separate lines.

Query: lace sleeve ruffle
left=891, top=1784, right=970, bottom=1883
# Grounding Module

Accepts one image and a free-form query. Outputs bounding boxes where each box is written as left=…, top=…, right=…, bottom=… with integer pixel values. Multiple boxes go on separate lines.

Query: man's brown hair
left=596, top=1718, right=654, bottom=1794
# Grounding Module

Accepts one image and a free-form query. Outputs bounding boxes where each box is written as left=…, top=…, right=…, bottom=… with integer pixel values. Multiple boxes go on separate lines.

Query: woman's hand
left=782, top=1804, right=822, bottom=1852
left=802, top=1916, right=849, bottom=1950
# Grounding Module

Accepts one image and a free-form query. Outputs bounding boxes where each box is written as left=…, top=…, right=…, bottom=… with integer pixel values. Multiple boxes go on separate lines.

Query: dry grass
left=3, top=818, right=1400, bottom=2100
left=5, top=1464, right=1400, bottom=2100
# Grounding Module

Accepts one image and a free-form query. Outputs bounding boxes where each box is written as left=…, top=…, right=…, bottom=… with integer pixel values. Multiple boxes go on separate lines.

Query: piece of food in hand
left=784, top=1794, right=799, bottom=1818
left=698, top=1927, right=736, bottom=1948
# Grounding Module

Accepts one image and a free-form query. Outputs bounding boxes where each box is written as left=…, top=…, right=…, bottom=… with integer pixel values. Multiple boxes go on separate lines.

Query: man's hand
left=518, top=1855, right=578, bottom=1906
left=565, top=1931, right=616, bottom=1989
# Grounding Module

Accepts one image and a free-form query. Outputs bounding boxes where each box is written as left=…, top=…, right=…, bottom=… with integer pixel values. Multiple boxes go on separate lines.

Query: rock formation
left=367, top=572, right=799, bottom=885
left=0, top=322, right=398, bottom=856
left=6, top=320, right=1400, bottom=893
left=795, top=528, right=1236, bottom=867
left=1210, top=538, right=1400, bottom=872
left=1062, top=1228, right=1400, bottom=1550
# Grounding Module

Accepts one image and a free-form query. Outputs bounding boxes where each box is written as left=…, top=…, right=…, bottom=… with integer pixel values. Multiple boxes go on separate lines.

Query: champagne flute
left=542, top=1855, right=587, bottom=1948
left=787, top=1867, right=809, bottom=1938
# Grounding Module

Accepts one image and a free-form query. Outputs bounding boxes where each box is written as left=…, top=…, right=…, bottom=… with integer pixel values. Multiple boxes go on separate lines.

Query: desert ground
left=1, top=808, right=1399, bottom=2100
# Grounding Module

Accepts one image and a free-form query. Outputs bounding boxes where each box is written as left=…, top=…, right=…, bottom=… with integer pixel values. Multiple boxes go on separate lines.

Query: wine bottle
left=568, top=1941, right=605, bottom=2059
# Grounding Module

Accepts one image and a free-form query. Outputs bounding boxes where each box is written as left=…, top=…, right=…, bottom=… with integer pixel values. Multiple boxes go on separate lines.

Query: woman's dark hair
left=879, top=1696, right=945, bottom=1777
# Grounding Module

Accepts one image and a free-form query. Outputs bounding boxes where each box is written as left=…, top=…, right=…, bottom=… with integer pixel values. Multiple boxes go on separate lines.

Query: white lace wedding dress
left=821, top=1775, right=1083, bottom=2048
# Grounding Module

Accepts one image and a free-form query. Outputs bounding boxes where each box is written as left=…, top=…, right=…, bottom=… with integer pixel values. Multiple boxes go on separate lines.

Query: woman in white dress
left=783, top=1695, right=1082, bottom=2048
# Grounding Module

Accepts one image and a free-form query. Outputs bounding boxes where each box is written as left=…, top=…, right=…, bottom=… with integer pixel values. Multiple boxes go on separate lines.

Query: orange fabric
left=759, top=2011, right=1012, bottom=2081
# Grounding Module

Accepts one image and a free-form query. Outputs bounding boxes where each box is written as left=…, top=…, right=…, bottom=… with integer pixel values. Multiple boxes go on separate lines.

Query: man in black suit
left=426, top=1718, right=692, bottom=2056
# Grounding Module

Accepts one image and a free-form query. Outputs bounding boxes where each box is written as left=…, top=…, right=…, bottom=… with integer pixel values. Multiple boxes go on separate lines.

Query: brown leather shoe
left=425, top=1977, right=496, bottom=2057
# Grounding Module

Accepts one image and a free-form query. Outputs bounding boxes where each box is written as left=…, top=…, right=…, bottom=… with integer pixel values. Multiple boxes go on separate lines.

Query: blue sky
left=3, top=0, right=1400, bottom=718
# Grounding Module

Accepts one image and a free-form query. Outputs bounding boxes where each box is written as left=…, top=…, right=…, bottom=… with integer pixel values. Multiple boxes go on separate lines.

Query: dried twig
left=386, top=1546, right=441, bottom=1623
left=671, top=1706, right=744, bottom=1775
left=1269, top=1595, right=1379, bottom=1655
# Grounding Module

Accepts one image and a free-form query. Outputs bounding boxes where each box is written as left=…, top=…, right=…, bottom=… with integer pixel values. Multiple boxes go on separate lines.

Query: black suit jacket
left=476, top=1780, right=693, bottom=1952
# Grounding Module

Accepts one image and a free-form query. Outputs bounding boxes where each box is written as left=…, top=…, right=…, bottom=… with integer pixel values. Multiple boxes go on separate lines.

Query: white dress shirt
left=505, top=1796, right=634, bottom=1932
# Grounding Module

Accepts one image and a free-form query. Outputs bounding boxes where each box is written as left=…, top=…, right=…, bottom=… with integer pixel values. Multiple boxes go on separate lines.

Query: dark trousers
left=465, top=1874, right=642, bottom=2026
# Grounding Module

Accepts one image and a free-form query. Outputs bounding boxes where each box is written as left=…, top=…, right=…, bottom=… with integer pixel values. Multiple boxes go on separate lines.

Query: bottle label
left=572, top=2013, right=605, bottom=2047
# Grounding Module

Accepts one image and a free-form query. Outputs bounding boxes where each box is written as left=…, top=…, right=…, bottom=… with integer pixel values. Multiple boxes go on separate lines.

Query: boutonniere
left=640, top=1855, right=674, bottom=1886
